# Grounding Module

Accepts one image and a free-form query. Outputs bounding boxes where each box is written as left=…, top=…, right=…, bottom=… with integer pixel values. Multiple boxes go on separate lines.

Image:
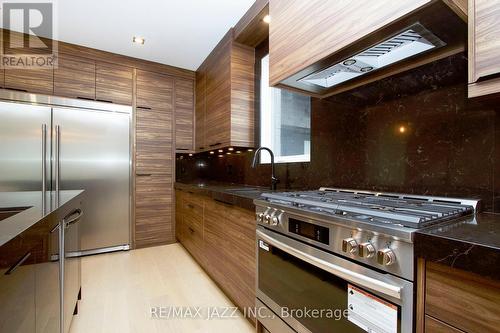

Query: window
left=260, top=54, right=311, bottom=164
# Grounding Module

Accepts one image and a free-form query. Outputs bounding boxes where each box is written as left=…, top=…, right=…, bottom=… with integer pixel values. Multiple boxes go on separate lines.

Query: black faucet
left=251, top=147, right=279, bottom=191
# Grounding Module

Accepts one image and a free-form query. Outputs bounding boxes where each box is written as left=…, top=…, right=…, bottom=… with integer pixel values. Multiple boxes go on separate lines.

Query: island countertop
left=0, top=190, right=84, bottom=247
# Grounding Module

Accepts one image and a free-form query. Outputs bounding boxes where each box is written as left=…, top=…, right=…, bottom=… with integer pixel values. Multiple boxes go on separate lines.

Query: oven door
left=256, top=227, right=413, bottom=333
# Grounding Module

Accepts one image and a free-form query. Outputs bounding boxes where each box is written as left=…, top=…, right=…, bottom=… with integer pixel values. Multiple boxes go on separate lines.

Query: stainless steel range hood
left=300, top=23, right=446, bottom=89
left=278, top=1, right=467, bottom=98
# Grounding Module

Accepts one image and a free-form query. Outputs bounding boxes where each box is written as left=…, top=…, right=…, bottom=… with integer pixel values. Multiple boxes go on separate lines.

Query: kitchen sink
left=0, top=206, right=31, bottom=221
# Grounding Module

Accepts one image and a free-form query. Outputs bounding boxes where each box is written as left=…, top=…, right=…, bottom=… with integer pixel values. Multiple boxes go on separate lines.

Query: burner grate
left=261, top=189, right=478, bottom=228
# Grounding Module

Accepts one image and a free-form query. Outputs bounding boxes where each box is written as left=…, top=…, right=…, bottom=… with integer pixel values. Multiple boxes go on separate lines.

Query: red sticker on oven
left=347, top=284, right=398, bottom=333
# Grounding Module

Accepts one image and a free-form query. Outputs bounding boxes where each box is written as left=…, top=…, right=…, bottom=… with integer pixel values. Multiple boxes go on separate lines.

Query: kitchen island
left=0, top=190, right=84, bottom=333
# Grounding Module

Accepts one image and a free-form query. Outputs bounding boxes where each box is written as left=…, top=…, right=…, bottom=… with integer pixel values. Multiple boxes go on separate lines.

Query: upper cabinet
left=96, top=62, right=133, bottom=105
left=196, top=30, right=255, bottom=152
left=4, top=67, right=53, bottom=95
left=174, top=78, right=195, bottom=153
left=269, top=0, right=467, bottom=98
left=54, top=53, right=96, bottom=100
left=195, top=69, right=207, bottom=151
left=468, top=0, right=500, bottom=98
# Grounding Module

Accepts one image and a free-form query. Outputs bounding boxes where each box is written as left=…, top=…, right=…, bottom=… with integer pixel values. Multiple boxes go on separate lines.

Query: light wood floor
left=69, top=243, right=255, bottom=333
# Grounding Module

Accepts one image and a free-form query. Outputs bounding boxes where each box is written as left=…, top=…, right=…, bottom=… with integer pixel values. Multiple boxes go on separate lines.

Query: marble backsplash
left=176, top=54, right=500, bottom=213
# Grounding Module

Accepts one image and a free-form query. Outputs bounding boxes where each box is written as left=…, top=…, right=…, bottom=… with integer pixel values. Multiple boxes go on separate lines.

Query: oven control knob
left=342, top=238, right=358, bottom=254
left=359, top=242, right=375, bottom=258
left=271, top=216, right=280, bottom=226
left=377, top=248, right=396, bottom=266
left=256, top=213, right=264, bottom=223
left=264, top=215, right=272, bottom=224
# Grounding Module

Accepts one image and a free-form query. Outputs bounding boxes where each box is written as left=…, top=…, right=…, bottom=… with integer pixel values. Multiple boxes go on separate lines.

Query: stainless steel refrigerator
left=0, top=90, right=132, bottom=255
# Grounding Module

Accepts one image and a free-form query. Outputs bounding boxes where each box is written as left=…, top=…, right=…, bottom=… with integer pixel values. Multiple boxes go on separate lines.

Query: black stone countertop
left=415, top=212, right=500, bottom=280
left=174, top=181, right=275, bottom=211
left=0, top=190, right=84, bottom=247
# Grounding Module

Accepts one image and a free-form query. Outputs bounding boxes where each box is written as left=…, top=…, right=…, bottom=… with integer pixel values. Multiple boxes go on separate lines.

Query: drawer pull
left=214, top=198, right=233, bottom=206
left=188, top=227, right=195, bottom=234
left=136, top=106, right=152, bottom=110
left=136, top=173, right=152, bottom=177
left=187, top=204, right=195, bottom=209
left=5, top=252, right=31, bottom=275
left=96, top=99, right=113, bottom=104
left=209, top=142, right=222, bottom=147
left=64, top=208, right=83, bottom=228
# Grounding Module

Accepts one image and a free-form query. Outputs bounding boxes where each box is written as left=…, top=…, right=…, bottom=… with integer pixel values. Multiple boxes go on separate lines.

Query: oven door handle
left=257, top=229, right=402, bottom=299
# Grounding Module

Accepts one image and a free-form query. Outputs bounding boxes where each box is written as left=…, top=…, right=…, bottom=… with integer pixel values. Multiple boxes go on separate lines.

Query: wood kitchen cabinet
left=195, top=30, right=255, bottom=151
left=96, top=62, right=133, bottom=105
left=54, top=53, right=96, bottom=100
left=195, top=68, right=207, bottom=151
left=134, top=70, right=175, bottom=248
left=4, top=68, right=53, bottom=95
left=174, top=189, right=256, bottom=321
left=135, top=174, right=174, bottom=248
left=174, top=78, right=195, bottom=152
left=417, top=259, right=500, bottom=333
left=468, top=0, right=500, bottom=98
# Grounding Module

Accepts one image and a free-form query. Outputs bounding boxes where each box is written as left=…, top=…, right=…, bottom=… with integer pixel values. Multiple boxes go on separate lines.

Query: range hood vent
left=299, top=23, right=446, bottom=89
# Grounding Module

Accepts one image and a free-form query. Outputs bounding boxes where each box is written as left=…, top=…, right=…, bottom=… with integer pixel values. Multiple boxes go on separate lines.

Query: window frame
left=256, top=42, right=311, bottom=165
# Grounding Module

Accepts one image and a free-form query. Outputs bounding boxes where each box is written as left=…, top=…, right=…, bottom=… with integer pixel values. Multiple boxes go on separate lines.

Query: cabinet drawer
left=5, top=68, right=53, bottom=95
left=96, top=62, right=133, bottom=105
left=425, top=315, right=464, bottom=333
left=54, top=53, right=95, bottom=100
left=425, top=262, right=500, bottom=333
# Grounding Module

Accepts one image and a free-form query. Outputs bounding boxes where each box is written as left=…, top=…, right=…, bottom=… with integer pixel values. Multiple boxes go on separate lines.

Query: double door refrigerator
left=0, top=90, right=132, bottom=254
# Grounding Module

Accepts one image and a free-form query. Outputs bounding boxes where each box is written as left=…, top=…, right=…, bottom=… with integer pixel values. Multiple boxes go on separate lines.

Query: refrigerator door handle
left=41, top=124, right=47, bottom=193
left=55, top=125, right=61, bottom=193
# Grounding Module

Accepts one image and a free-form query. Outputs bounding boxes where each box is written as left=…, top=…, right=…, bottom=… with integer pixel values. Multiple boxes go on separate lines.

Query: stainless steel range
left=254, top=188, right=480, bottom=333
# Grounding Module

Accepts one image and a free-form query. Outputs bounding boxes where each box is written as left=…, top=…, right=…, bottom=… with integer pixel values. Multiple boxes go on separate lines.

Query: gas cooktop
left=260, top=188, right=480, bottom=229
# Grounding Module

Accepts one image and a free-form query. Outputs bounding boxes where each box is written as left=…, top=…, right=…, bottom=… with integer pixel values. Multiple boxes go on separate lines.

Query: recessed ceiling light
left=263, top=15, right=271, bottom=24
left=133, top=36, right=145, bottom=45
left=209, top=151, right=215, bottom=155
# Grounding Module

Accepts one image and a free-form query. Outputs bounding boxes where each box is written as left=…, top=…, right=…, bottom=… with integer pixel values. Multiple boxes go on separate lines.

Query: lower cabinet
left=175, top=189, right=256, bottom=322
left=417, top=259, right=500, bottom=333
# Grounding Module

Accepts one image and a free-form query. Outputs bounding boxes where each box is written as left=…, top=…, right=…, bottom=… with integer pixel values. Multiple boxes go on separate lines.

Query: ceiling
left=5, top=0, right=256, bottom=71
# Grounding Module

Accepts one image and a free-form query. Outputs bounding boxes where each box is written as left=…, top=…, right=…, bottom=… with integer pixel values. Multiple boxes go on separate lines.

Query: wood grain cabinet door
left=136, top=69, right=175, bottom=109
left=54, top=53, right=96, bottom=100
left=174, top=78, right=195, bottom=152
left=425, top=262, right=500, bottom=333
left=195, top=69, right=206, bottom=151
left=95, top=62, right=133, bottom=105
left=205, top=41, right=232, bottom=149
left=4, top=68, right=53, bottom=95
left=469, top=0, right=500, bottom=83
left=203, top=199, right=256, bottom=316
left=135, top=106, right=173, bottom=175
left=135, top=174, right=174, bottom=248
left=175, top=190, right=184, bottom=241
